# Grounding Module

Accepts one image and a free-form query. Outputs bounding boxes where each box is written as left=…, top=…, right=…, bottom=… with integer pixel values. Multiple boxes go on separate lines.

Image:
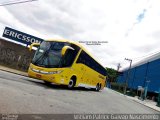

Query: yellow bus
left=28, top=39, right=107, bottom=91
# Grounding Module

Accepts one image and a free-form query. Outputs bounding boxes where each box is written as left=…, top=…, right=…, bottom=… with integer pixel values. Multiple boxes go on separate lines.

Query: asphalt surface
left=0, top=70, right=159, bottom=114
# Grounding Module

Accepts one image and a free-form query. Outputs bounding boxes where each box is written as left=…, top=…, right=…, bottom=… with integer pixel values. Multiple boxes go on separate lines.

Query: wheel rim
left=96, top=84, right=99, bottom=91
left=68, top=80, right=74, bottom=88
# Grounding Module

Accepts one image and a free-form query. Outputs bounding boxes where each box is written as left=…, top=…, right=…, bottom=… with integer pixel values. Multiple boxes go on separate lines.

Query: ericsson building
left=117, top=52, right=160, bottom=95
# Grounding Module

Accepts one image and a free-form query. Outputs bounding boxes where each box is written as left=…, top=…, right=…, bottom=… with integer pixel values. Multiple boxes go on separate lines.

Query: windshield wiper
left=33, top=48, right=49, bottom=65
left=33, top=42, right=58, bottom=67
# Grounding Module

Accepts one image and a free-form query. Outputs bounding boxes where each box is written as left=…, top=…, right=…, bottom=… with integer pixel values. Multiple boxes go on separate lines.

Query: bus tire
left=68, top=76, right=76, bottom=89
left=96, top=83, right=100, bottom=91
left=99, top=84, right=102, bottom=90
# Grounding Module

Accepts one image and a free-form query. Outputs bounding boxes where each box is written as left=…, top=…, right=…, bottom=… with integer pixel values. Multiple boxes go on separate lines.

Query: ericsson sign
left=2, top=27, right=44, bottom=45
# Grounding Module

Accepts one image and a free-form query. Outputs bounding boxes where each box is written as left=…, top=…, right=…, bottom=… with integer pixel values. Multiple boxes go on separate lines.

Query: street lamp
left=124, top=58, right=132, bottom=95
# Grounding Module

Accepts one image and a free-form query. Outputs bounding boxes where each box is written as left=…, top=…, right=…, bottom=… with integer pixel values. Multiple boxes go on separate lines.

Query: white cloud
left=0, top=0, right=160, bottom=69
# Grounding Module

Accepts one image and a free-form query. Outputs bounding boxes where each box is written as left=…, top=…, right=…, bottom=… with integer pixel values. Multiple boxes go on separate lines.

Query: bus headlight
left=48, top=70, right=63, bottom=74
left=30, top=67, right=63, bottom=74
left=39, top=70, right=63, bottom=74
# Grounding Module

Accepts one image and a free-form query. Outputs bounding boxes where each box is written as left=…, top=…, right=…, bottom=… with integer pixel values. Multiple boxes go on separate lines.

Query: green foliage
left=106, top=67, right=118, bottom=82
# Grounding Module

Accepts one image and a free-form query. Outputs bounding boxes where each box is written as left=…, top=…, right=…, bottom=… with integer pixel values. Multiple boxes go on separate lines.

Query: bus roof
left=45, top=39, right=106, bottom=69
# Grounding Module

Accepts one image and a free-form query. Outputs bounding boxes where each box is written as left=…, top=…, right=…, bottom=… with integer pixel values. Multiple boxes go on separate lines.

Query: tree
left=106, top=67, right=118, bottom=82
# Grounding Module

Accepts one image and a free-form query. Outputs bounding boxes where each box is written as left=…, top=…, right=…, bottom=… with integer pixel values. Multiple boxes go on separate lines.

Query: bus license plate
left=36, top=74, right=42, bottom=78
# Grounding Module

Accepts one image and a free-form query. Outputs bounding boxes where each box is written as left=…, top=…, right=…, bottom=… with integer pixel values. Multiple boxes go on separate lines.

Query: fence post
left=157, top=88, right=160, bottom=107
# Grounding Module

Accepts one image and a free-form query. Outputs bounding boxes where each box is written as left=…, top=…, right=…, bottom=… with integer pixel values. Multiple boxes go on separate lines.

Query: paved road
left=0, top=70, right=159, bottom=114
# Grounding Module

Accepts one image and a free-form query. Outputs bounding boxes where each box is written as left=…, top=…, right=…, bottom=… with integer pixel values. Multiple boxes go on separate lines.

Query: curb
left=126, top=96, right=160, bottom=112
left=0, top=67, right=28, bottom=77
left=104, top=88, right=160, bottom=112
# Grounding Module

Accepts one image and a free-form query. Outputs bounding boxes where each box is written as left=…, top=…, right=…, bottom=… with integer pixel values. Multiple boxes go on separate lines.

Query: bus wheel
left=99, top=84, right=102, bottom=90
left=68, top=76, right=76, bottom=89
left=96, top=83, right=100, bottom=91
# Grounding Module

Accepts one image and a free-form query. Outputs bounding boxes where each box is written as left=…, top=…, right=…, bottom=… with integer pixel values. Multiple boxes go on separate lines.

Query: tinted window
left=76, top=50, right=106, bottom=76
left=60, top=44, right=80, bottom=67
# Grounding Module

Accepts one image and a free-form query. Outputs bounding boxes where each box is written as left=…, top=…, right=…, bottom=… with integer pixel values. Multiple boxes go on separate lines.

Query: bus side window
left=61, top=45, right=79, bottom=67
left=61, top=50, right=73, bottom=67
left=77, top=50, right=106, bottom=76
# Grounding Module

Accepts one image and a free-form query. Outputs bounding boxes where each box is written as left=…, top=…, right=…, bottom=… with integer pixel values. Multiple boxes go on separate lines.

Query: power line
left=0, top=0, right=38, bottom=6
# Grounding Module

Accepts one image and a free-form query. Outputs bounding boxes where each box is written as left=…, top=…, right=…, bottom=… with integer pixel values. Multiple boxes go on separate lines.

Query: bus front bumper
left=28, top=66, right=65, bottom=85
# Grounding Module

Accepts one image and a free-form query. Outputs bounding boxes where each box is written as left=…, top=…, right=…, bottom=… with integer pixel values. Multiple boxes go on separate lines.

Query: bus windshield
left=32, top=41, right=67, bottom=68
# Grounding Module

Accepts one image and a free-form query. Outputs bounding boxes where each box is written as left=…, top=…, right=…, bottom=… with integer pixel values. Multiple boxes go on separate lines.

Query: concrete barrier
left=0, top=39, right=35, bottom=72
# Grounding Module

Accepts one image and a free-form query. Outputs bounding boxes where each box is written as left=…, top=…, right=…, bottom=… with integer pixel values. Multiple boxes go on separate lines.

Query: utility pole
left=117, top=63, right=121, bottom=72
left=124, top=58, right=132, bottom=95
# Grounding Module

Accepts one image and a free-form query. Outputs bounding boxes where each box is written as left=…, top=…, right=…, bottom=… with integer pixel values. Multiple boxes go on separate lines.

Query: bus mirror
left=29, top=43, right=40, bottom=51
left=61, top=46, right=74, bottom=56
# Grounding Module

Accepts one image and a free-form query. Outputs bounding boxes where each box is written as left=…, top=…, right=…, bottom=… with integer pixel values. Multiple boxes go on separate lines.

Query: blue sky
left=0, top=0, right=160, bottom=70
left=137, top=9, right=146, bottom=23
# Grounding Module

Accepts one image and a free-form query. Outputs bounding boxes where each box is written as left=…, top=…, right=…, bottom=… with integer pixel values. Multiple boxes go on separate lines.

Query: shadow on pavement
left=23, top=77, right=99, bottom=92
